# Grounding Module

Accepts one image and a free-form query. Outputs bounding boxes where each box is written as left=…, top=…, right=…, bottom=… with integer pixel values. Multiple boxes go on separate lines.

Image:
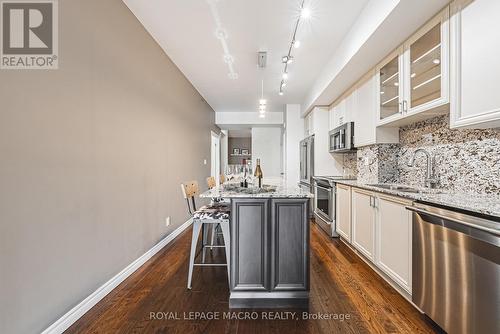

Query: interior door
left=211, top=131, right=220, bottom=184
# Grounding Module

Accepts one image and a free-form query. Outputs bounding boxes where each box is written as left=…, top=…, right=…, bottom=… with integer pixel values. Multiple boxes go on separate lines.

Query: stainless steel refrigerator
left=299, top=135, right=314, bottom=217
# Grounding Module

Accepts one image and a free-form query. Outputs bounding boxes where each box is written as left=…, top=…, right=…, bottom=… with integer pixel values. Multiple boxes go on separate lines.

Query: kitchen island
left=200, top=180, right=313, bottom=308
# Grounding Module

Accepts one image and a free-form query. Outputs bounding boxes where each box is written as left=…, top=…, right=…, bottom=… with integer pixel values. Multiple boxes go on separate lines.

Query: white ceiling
left=123, top=0, right=369, bottom=114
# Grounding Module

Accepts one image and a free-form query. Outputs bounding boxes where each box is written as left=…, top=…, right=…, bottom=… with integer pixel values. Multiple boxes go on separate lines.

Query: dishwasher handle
left=407, top=205, right=500, bottom=247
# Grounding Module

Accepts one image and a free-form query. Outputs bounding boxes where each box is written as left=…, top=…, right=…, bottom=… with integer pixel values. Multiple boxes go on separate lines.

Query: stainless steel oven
left=329, top=122, right=355, bottom=153
left=313, top=177, right=336, bottom=237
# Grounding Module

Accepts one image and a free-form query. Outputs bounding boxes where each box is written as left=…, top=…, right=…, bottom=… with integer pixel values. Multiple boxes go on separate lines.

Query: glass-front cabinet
left=378, top=51, right=403, bottom=122
left=408, top=23, right=442, bottom=108
left=377, top=7, right=449, bottom=125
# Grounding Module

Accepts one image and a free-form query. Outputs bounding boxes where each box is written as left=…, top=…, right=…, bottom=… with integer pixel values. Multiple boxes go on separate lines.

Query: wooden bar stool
left=181, top=181, right=230, bottom=290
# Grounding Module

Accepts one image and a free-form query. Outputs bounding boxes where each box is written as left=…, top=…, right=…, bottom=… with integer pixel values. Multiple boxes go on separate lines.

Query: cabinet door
left=344, top=91, right=356, bottom=124
left=376, top=195, right=412, bottom=293
left=354, top=74, right=376, bottom=147
left=231, top=199, right=269, bottom=291
left=336, top=184, right=351, bottom=241
left=270, top=199, right=309, bottom=291
left=331, top=100, right=346, bottom=128
left=351, top=188, right=376, bottom=261
left=377, top=49, right=404, bottom=125
left=450, top=0, right=500, bottom=128
left=404, top=8, right=449, bottom=114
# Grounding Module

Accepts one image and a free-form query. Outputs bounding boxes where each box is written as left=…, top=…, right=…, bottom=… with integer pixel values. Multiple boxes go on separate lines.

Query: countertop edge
left=334, top=180, right=500, bottom=220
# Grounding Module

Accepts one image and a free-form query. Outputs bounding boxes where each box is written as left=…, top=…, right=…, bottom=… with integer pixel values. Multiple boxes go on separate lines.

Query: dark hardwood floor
left=66, top=223, right=440, bottom=334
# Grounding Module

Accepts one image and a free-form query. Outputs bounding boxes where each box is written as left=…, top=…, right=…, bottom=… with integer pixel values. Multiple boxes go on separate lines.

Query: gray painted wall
left=0, top=1, right=216, bottom=333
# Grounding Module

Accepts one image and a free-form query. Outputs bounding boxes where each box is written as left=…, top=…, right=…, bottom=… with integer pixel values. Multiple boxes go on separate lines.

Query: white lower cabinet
left=339, top=185, right=413, bottom=294
left=336, top=184, right=351, bottom=241
left=351, top=188, right=376, bottom=261
left=375, top=194, right=412, bottom=294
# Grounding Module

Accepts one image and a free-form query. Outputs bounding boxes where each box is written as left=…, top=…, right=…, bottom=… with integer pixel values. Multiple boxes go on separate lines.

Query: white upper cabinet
left=450, top=0, right=500, bottom=128
left=404, top=8, right=450, bottom=115
left=304, top=112, right=313, bottom=136
left=329, top=99, right=346, bottom=129
left=355, top=72, right=399, bottom=147
left=377, top=8, right=450, bottom=127
left=377, top=48, right=405, bottom=124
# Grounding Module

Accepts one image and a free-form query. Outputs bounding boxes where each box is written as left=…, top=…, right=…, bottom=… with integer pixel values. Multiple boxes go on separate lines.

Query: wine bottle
left=254, top=159, right=263, bottom=188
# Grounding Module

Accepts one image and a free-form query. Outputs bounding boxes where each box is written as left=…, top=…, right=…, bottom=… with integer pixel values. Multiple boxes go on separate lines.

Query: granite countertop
left=335, top=180, right=500, bottom=219
left=200, top=178, right=313, bottom=199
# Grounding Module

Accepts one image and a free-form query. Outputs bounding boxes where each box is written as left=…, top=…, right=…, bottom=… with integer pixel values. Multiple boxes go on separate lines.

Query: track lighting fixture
left=278, top=0, right=309, bottom=95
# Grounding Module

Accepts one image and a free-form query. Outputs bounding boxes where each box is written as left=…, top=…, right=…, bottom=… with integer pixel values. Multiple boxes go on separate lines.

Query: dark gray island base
left=229, top=198, right=310, bottom=308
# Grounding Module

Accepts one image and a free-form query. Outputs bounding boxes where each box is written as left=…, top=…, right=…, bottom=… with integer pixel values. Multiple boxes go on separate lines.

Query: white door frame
left=210, top=131, right=221, bottom=185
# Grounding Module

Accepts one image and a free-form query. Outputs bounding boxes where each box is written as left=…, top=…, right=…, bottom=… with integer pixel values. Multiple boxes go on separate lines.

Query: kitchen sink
left=367, top=183, right=443, bottom=194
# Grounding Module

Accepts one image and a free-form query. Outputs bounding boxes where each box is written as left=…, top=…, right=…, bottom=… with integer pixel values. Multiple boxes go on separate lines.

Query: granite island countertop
left=335, top=180, right=500, bottom=219
left=200, top=178, right=313, bottom=199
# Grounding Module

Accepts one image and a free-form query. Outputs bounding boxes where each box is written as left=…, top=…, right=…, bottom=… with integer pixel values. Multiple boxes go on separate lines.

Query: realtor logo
left=1, top=0, right=58, bottom=69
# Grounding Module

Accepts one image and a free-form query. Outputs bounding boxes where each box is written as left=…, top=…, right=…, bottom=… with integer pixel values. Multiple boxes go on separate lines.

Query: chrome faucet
left=408, top=148, right=438, bottom=188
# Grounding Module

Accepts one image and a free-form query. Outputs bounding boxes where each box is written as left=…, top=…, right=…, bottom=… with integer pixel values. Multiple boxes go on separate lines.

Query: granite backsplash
left=354, top=115, right=500, bottom=194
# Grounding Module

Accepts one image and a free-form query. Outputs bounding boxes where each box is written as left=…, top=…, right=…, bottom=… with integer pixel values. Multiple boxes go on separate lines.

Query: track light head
left=301, top=7, right=311, bottom=19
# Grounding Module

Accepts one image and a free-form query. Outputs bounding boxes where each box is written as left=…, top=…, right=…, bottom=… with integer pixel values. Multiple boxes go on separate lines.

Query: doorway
left=210, top=131, right=220, bottom=185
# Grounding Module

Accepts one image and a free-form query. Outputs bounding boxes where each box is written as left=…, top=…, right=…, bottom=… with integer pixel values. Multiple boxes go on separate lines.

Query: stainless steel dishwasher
left=408, top=204, right=500, bottom=334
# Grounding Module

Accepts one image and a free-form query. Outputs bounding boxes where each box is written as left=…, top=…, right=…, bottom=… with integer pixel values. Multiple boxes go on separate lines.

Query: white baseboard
left=41, top=218, right=192, bottom=334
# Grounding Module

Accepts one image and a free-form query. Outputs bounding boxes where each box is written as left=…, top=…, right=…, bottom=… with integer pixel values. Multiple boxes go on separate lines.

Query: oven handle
left=315, top=184, right=332, bottom=192
left=315, top=211, right=332, bottom=223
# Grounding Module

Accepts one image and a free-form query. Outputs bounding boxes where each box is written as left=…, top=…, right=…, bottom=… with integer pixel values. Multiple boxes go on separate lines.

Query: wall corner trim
left=41, top=218, right=193, bottom=334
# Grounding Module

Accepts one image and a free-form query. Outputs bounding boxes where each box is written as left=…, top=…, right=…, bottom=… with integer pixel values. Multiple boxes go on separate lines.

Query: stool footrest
left=193, top=263, right=227, bottom=267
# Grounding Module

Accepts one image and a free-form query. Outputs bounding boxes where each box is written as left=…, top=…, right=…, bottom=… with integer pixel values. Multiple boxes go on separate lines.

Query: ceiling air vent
left=258, top=51, right=267, bottom=68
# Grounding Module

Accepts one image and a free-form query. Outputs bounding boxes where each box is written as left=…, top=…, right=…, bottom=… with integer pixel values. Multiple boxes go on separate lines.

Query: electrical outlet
left=165, top=216, right=171, bottom=227
left=203, top=159, right=207, bottom=165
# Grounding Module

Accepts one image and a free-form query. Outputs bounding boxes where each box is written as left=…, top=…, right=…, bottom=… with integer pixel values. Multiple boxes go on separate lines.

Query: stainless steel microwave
left=329, top=122, right=355, bottom=153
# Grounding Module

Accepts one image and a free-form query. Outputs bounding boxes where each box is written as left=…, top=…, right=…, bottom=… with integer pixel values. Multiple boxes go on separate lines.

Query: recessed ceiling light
left=433, top=59, right=440, bottom=64
left=301, top=8, right=311, bottom=19
left=394, top=82, right=399, bottom=87
left=380, top=91, right=385, bottom=95
left=293, top=40, right=301, bottom=49
left=282, top=73, right=288, bottom=80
